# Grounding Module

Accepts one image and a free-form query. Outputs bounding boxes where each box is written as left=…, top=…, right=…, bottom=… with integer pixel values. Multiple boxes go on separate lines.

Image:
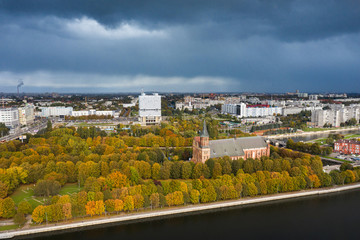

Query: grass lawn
left=322, top=156, right=352, bottom=164
left=303, top=127, right=337, bottom=132
left=0, top=224, right=19, bottom=231
left=312, top=138, right=327, bottom=144
left=10, top=183, right=82, bottom=209
left=59, top=183, right=83, bottom=196
left=10, top=185, right=44, bottom=209
left=344, top=134, right=360, bottom=139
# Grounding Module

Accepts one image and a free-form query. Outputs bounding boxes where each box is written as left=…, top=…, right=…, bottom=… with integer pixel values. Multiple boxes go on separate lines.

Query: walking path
left=1, top=183, right=360, bottom=239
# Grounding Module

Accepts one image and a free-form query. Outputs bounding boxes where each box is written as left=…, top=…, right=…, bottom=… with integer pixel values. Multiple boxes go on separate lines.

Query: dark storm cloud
left=0, top=0, right=360, bottom=92
left=2, top=0, right=360, bottom=41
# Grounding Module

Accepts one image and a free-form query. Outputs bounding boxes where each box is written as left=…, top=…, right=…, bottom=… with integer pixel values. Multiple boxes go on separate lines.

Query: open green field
left=312, top=138, right=327, bottom=144
left=322, top=156, right=352, bottom=164
left=0, top=224, right=19, bottom=231
left=10, top=185, right=44, bottom=209
left=59, top=183, right=82, bottom=195
left=302, top=127, right=337, bottom=132
left=11, top=183, right=83, bottom=209
left=344, top=134, right=360, bottom=139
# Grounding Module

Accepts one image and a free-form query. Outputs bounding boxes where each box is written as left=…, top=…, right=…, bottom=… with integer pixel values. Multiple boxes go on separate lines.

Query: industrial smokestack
left=17, top=79, right=24, bottom=96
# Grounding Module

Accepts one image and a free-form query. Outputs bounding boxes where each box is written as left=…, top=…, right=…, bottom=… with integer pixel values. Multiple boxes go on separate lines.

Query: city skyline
left=1, top=0, right=360, bottom=93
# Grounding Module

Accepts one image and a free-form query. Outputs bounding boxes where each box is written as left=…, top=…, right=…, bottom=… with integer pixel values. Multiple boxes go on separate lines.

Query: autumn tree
left=18, top=201, right=32, bottom=215
left=165, top=191, right=184, bottom=206
left=105, top=199, right=115, bottom=213
left=106, top=171, right=128, bottom=190
left=123, top=196, right=134, bottom=212
left=0, top=197, right=16, bottom=218
left=190, top=189, right=200, bottom=204
left=114, top=199, right=124, bottom=213
left=0, top=181, right=8, bottom=198
left=150, top=193, right=160, bottom=208
left=62, top=203, right=72, bottom=220
left=32, top=205, right=46, bottom=224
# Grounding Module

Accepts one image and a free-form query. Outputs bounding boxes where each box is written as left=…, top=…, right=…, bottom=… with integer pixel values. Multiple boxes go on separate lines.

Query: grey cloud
left=0, top=0, right=360, bottom=93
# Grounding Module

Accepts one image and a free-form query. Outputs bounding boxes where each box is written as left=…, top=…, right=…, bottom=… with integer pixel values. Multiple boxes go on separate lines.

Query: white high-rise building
left=139, top=93, right=161, bottom=125
left=39, top=107, right=73, bottom=117
left=311, top=105, right=360, bottom=127
left=0, top=107, right=20, bottom=132
left=18, top=104, right=35, bottom=126
left=221, top=103, right=282, bottom=118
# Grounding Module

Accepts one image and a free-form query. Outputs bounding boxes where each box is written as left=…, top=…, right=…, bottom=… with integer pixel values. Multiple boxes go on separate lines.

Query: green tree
left=18, top=201, right=32, bottom=215
left=13, top=212, right=26, bottom=226
left=0, top=197, right=16, bottom=218
left=123, top=196, right=135, bottom=211
left=181, top=162, right=192, bottom=179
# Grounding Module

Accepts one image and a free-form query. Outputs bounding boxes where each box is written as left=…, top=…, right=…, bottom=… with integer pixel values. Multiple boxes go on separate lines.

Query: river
left=24, top=189, right=360, bottom=240
left=279, top=129, right=360, bottom=142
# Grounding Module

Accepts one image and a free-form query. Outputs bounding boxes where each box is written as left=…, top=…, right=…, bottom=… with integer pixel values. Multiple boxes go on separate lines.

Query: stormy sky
left=1, top=0, right=360, bottom=93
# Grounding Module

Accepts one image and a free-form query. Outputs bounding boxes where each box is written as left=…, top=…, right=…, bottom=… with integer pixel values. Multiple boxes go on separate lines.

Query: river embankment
left=267, top=126, right=360, bottom=140
left=2, top=183, right=360, bottom=239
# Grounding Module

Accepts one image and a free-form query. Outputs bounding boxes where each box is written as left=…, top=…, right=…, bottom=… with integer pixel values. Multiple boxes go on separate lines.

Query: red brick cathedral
left=192, top=120, right=270, bottom=164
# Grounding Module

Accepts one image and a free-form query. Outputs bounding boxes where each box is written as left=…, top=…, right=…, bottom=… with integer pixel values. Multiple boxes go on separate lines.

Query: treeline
left=280, top=110, right=311, bottom=129
left=263, top=128, right=295, bottom=136
left=1, top=144, right=360, bottom=225
left=250, top=123, right=281, bottom=132
left=0, top=123, right=10, bottom=137
left=286, top=139, right=332, bottom=156
left=65, top=115, right=114, bottom=120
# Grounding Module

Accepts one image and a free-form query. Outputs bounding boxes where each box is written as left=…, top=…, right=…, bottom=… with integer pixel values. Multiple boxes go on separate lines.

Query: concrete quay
left=2, top=183, right=360, bottom=239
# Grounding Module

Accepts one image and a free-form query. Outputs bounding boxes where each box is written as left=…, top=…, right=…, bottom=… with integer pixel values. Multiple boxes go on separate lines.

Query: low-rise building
left=334, top=139, right=360, bottom=155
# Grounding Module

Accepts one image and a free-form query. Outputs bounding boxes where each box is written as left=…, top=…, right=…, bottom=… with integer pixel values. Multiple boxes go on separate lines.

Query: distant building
left=0, top=107, right=20, bottom=133
left=334, top=139, right=360, bottom=155
left=191, top=120, right=270, bottom=163
left=71, top=110, right=114, bottom=117
left=38, top=106, right=73, bottom=117
left=139, top=93, right=161, bottom=125
left=311, top=105, right=360, bottom=127
left=297, top=92, right=308, bottom=98
left=221, top=103, right=282, bottom=118
left=18, top=104, right=35, bottom=125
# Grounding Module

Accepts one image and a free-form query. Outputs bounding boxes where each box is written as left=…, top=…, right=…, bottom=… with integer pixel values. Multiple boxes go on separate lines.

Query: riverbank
left=2, top=183, right=360, bottom=239
left=267, top=126, right=360, bottom=139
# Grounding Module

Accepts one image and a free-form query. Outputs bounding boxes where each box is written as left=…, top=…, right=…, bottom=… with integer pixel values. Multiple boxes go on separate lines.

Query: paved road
left=0, top=119, right=48, bottom=142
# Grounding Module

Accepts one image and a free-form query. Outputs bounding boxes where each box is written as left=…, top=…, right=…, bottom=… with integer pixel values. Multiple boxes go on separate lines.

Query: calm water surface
left=26, top=189, right=360, bottom=240
left=280, top=129, right=360, bottom=142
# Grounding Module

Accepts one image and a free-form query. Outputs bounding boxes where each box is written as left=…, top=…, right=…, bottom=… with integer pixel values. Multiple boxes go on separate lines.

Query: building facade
left=334, top=139, right=360, bottom=155
left=139, top=93, right=161, bottom=125
left=191, top=120, right=270, bottom=163
left=39, top=107, right=73, bottom=117
left=221, top=103, right=282, bottom=118
left=18, top=104, right=35, bottom=126
left=0, top=107, right=20, bottom=133
left=311, top=105, right=360, bottom=127
left=71, top=110, right=114, bottom=117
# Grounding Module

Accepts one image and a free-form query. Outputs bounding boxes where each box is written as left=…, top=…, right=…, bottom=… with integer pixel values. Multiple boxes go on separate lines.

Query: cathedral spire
left=200, top=119, right=209, bottom=137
